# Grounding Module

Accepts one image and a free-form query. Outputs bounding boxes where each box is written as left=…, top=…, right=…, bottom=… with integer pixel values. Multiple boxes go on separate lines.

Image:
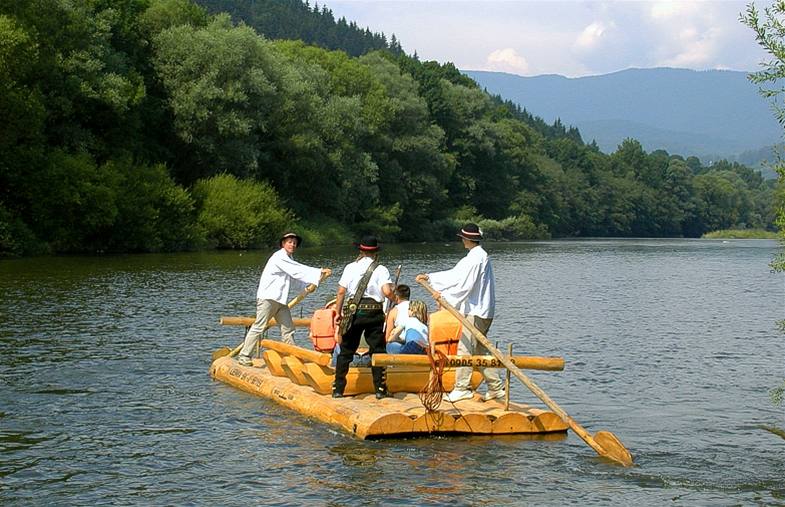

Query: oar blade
left=594, top=430, right=634, bottom=467
left=211, top=347, right=232, bottom=362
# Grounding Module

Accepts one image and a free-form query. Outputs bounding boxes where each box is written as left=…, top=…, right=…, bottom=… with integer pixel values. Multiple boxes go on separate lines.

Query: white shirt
left=393, top=300, right=410, bottom=328
left=256, top=248, right=322, bottom=304
left=338, top=256, right=392, bottom=303
left=428, top=245, right=495, bottom=319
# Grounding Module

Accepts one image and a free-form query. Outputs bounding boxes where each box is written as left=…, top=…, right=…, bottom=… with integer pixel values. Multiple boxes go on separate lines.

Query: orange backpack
left=309, top=307, right=338, bottom=352
left=429, top=309, right=462, bottom=355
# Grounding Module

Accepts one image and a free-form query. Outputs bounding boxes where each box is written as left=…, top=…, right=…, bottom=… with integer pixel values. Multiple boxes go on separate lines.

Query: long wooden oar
left=418, top=279, right=633, bottom=467
left=212, top=270, right=331, bottom=362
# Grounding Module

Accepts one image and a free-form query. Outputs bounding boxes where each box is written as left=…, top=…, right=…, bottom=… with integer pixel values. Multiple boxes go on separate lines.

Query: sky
left=322, top=0, right=773, bottom=77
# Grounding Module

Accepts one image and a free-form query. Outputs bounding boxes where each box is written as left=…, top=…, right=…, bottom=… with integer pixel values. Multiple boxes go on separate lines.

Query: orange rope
left=418, top=348, right=448, bottom=411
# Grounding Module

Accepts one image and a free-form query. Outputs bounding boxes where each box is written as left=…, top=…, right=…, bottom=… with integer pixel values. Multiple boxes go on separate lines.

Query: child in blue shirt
left=386, top=300, right=429, bottom=354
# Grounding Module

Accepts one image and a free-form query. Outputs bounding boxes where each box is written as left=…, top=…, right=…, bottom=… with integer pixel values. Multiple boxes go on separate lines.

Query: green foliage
left=29, top=150, right=121, bottom=252
left=153, top=15, right=286, bottom=179
left=0, top=203, right=47, bottom=256
left=701, top=229, right=778, bottom=239
left=297, top=217, right=353, bottom=247
left=193, top=173, right=292, bottom=249
left=773, top=381, right=785, bottom=406
left=194, top=0, right=403, bottom=57
left=21, top=151, right=200, bottom=253
left=139, top=0, right=209, bottom=36
left=0, top=0, right=779, bottom=256
left=477, top=215, right=550, bottom=241
left=107, top=160, right=202, bottom=252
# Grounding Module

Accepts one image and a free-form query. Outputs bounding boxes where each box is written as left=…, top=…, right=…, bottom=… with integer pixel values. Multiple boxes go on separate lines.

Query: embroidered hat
left=279, top=232, right=303, bottom=247
left=354, top=235, right=380, bottom=251
left=457, top=223, right=483, bottom=241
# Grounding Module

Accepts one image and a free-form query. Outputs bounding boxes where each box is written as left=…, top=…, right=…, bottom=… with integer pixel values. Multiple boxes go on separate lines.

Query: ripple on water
left=0, top=242, right=784, bottom=504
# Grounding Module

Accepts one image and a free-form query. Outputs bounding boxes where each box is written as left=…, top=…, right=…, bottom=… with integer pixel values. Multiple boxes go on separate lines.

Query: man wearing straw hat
left=237, top=232, right=331, bottom=366
left=332, top=235, right=394, bottom=399
left=416, top=223, right=504, bottom=402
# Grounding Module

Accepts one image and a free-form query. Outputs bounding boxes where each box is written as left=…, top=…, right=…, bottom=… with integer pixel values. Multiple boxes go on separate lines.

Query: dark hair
left=395, top=284, right=410, bottom=299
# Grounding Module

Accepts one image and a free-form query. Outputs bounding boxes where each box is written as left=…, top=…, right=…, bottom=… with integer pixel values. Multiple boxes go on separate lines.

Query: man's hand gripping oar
left=212, top=270, right=332, bottom=362
left=416, top=277, right=633, bottom=467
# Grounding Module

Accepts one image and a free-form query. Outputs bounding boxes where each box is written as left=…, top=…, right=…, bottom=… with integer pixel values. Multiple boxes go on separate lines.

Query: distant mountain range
left=464, top=68, right=782, bottom=165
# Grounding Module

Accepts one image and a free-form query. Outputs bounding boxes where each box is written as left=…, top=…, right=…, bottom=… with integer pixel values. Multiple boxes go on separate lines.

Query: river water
left=1, top=239, right=783, bottom=505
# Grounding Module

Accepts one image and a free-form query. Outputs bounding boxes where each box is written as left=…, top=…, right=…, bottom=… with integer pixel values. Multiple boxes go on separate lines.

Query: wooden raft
left=210, top=355, right=568, bottom=439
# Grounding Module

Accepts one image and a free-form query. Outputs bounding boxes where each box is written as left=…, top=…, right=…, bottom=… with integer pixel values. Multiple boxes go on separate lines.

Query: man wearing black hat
left=237, top=233, right=331, bottom=366
left=415, top=223, right=503, bottom=402
left=332, top=235, right=394, bottom=399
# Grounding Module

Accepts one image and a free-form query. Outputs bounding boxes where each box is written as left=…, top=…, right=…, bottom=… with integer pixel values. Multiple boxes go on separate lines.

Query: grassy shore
left=702, top=229, right=779, bottom=239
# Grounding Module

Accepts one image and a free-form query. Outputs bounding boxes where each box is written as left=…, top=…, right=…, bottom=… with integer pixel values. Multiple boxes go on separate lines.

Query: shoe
left=443, top=389, right=473, bottom=403
left=237, top=355, right=253, bottom=366
left=483, top=390, right=505, bottom=402
left=375, top=389, right=390, bottom=400
left=332, top=391, right=344, bottom=399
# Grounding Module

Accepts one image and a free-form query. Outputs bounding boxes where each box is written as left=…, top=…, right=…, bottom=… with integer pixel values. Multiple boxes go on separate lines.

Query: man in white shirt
left=237, top=232, right=331, bottom=366
left=416, top=223, right=504, bottom=402
left=332, top=235, right=394, bottom=399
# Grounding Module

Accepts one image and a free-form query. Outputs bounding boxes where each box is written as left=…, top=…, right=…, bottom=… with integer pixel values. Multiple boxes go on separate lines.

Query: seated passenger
left=384, top=284, right=410, bottom=341
left=386, top=300, right=429, bottom=354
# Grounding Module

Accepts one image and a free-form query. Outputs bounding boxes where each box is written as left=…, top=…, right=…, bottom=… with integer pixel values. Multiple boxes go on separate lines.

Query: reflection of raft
left=210, top=339, right=569, bottom=439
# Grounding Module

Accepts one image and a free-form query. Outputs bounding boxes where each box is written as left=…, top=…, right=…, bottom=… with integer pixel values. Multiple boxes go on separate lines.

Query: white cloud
left=645, top=2, right=725, bottom=68
left=486, top=48, right=530, bottom=74
left=661, top=26, right=722, bottom=67
left=649, top=1, right=700, bottom=20
left=323, top=0, right=769, bottom=77
left=574, top=22, right=609, bottom=51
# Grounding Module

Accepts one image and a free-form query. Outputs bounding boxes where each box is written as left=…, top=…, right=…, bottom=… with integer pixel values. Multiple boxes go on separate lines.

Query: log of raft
left=209, top=355, right=569, bottom=439
left=299, top=361, right=484, bottom=395
left=372, top=353, right=564, bottom=371
left=260, top=339, right=332, bottom=366
left=258, top=340, right=483, bottom=395
left=220, top=316, right=311, bottom=327
left=261, top=340, right=482, bottom=396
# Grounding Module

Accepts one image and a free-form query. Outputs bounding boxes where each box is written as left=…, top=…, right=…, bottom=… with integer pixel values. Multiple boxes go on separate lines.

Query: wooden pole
left=417, top=279, right=633, bottom=467
left=220, top=316, right=311, bottom=327
left=212, top=271, right=331, bottom=362
left=371, top=353, right=564, bottom=371
left=505, top=343, right=512, bottom=411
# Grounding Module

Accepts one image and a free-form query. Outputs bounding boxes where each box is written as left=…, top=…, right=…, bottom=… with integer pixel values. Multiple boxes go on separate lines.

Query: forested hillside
left=196, top=0, right=404, bottom=56
left=0, top=0, right=779, bottom=256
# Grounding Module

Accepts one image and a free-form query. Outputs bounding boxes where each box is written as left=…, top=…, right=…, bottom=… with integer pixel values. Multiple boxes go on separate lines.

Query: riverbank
left=701, top=228, right=779, bottom=239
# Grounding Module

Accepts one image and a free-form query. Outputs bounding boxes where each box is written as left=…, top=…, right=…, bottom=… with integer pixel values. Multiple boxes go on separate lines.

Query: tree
left=153, top=15, right=287, bottom=181
left=741, top=0, right=785, bottom=438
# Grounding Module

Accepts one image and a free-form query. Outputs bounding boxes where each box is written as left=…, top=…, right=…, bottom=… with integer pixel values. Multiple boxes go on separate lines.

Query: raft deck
left=210, top=355, right=569, bottom=439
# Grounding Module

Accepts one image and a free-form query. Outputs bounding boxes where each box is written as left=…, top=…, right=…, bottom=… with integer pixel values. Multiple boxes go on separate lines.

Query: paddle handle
left=229, top=270, right=331, bottom=357
left=417, top=279, right=632, bottom=466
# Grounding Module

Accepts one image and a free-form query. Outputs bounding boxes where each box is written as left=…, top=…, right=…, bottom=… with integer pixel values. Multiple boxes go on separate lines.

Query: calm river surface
left=1, top=239, right=783, bottom=505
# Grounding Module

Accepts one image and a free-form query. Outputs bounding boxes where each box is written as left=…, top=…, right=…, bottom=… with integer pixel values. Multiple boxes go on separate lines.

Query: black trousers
left=333, top=310, right=386, bottom=394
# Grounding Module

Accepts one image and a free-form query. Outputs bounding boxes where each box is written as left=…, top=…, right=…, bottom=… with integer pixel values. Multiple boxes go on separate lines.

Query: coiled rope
left=418, top=348, right=448, bottom=411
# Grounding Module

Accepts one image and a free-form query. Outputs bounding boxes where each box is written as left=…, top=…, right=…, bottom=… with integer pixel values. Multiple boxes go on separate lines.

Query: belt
left=345, top=298, right=383, bottom=313
left=357, top=302, right=383, bottom=311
